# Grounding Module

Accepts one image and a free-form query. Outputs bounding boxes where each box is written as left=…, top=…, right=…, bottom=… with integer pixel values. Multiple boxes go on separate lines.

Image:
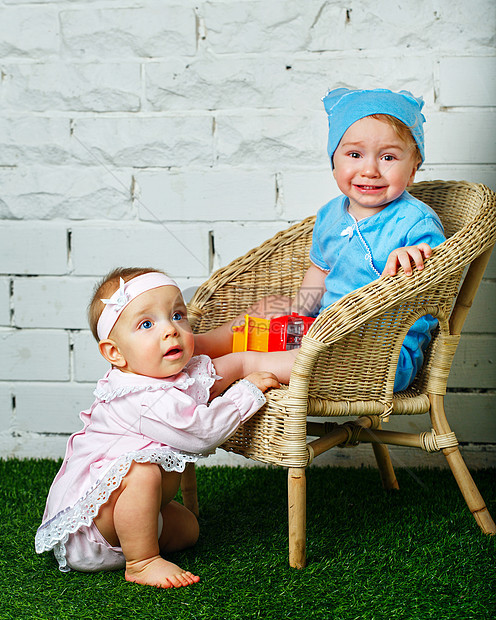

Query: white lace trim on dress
left=35, top=448, right=201, bottom=572
left=237, top=379, right=266, bottom=408
left=93, top=355, right=220, bottom=404
left=93, top=377, right=196, bottom=403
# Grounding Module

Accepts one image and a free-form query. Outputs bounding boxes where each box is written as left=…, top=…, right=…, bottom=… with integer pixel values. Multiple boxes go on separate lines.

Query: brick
left=462, top=282, right=496, bottom=333
left=14, top=382, right=94, bottom=434
left=309, top=2, right=427, bottom=52
left=0, top=433, right=71, bottom=461
left=425, top=112, right=496, bottom=165
left=201, top=0, right=325, bottom=53
left=444, top=393, right=496, bottom=444
left=136, top=169, right=276, bottom=222
left=4, top=0, right=75, bottom=3
left=0, top=116, right=72, bottom=166
left=215, top=112, right=327, bottom=167
left=144, top=56, right=305, bottom=111
left=201, top=0, right=493, bottom=55
left=309, top=0, right=495, bottom=53
left=0, top=279, right=10, bottom=326
left=13, top=276, right=94, bottom=329
left=1, top=62, right=141, bottom=112
left=73, top=330, right=111, bottom=383
left=145, top=54, right=432, bottom=112
left=448, top=335, right=496, bottom=389
left=0, top=222, right=67, bottom=275
left=211, top=222, right=290, bottom=270
left=0, top=329, right=69, bottom=381
left=0, top=7, right=59, bottom=58
left=0, top=385, right=13, bottom=432
left=429, top=1, right=495, bottom=52
left=482, top=248, right=496, bottom=280
left=71, top=223, right=210, bottom=279
left=415, top=166, right=496, bottom=193
left=0, top=165, right=133, bottom=220
left=60, top=6, right=196, bottom=59
left=438, top=57, right=496, bottom=107
left=280, top=170, right=339, bottom=221
left=4, top=0, right=74, bottom=3
left=71, top=116, right=213, bottom=167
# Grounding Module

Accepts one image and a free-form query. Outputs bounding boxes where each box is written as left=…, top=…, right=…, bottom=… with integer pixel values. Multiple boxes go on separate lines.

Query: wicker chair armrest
left=307, top=216, right=496, bottom=348
left=288, top=213, right=495, bottom=402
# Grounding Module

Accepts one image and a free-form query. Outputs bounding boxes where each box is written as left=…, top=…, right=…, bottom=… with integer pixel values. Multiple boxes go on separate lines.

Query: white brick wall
left=0, top=278, right=11, bottom=326
left=0, top=0, right=495, bottom=461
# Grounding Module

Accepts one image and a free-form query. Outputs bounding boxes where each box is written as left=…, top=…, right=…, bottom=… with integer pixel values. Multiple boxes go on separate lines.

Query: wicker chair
left=182, top=180, right=496, bottom=568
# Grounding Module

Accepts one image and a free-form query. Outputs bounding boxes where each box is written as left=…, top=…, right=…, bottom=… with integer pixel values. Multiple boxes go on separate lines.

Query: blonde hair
left=88, top=267, right=165, bottom=341
left=370, top=113, right=422, bottom=169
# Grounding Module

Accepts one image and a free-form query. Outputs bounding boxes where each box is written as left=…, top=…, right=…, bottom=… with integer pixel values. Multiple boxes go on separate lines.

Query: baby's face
left=108, top=285, right=195, bottom=378
left=332, top=116, right=419, bottom=220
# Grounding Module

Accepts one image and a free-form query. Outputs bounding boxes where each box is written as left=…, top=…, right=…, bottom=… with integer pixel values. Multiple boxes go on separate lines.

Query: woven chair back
left=188, top=216, right=315, bottom=333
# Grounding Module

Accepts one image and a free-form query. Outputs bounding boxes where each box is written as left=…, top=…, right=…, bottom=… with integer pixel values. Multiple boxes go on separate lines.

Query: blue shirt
left=309, top=191, right=446, bottom=391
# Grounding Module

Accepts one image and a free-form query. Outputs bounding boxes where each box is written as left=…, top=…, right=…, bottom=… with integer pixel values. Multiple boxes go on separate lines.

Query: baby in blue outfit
left=196, top=88, right=446, bottom=393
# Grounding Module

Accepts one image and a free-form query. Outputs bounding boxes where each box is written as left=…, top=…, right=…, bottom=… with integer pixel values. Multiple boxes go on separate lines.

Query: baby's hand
left=383, top=243, right=432, bottom=277
left=244, top=371, right=280, bottom=393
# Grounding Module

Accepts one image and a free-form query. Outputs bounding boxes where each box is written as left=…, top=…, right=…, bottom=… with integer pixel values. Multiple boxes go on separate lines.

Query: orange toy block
left=232, top=315, right=271, bottom=352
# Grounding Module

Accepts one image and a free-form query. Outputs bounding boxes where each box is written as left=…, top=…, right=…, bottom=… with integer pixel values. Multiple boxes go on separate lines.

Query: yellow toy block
left=232, top=314, right=271, bottom=352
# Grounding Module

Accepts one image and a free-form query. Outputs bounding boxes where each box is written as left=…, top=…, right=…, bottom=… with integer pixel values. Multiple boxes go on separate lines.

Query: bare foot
left=125, top=555, right=200, bottom=589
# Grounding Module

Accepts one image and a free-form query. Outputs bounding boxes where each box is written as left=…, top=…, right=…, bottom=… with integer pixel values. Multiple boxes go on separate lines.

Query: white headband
left=97, top=272, right=179, bottom=340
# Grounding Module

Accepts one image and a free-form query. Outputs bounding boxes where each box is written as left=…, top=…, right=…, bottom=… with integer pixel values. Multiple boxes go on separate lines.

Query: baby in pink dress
left=35, top=268, right=278, bottom=589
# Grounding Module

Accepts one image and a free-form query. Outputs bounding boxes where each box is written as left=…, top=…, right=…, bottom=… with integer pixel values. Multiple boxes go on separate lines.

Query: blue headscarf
left=322, top=88, right=426, bottom=165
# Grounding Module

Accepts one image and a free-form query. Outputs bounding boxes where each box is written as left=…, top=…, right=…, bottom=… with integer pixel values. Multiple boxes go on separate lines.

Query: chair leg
left=372, top=442, right=400, bottom=491
left=180, top=462, right=199, bottom=517
left=430, top=394, right=495, bottom=534
left=444, top=446, right=495, bottom=534
left=369, top=418, right=399, bottom=490
left=288, top=467, right=306, bottom=569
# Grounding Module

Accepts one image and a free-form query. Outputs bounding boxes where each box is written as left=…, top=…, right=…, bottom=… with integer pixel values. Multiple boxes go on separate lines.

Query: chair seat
left=221, top=383, right=430, bottom=468
left=306, top=389, right=431, bottom=417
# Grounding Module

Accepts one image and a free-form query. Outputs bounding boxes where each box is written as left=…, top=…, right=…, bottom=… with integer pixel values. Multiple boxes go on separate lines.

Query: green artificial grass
left=0, top=459, right=495, bottom=620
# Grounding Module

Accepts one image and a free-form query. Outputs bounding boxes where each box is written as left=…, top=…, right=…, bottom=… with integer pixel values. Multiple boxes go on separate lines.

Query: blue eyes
left=138, top=312, right=183, bottom=330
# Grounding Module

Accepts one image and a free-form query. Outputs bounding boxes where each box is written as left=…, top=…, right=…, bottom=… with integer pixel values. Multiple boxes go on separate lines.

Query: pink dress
left=35, top=355, right=265, bottom=571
